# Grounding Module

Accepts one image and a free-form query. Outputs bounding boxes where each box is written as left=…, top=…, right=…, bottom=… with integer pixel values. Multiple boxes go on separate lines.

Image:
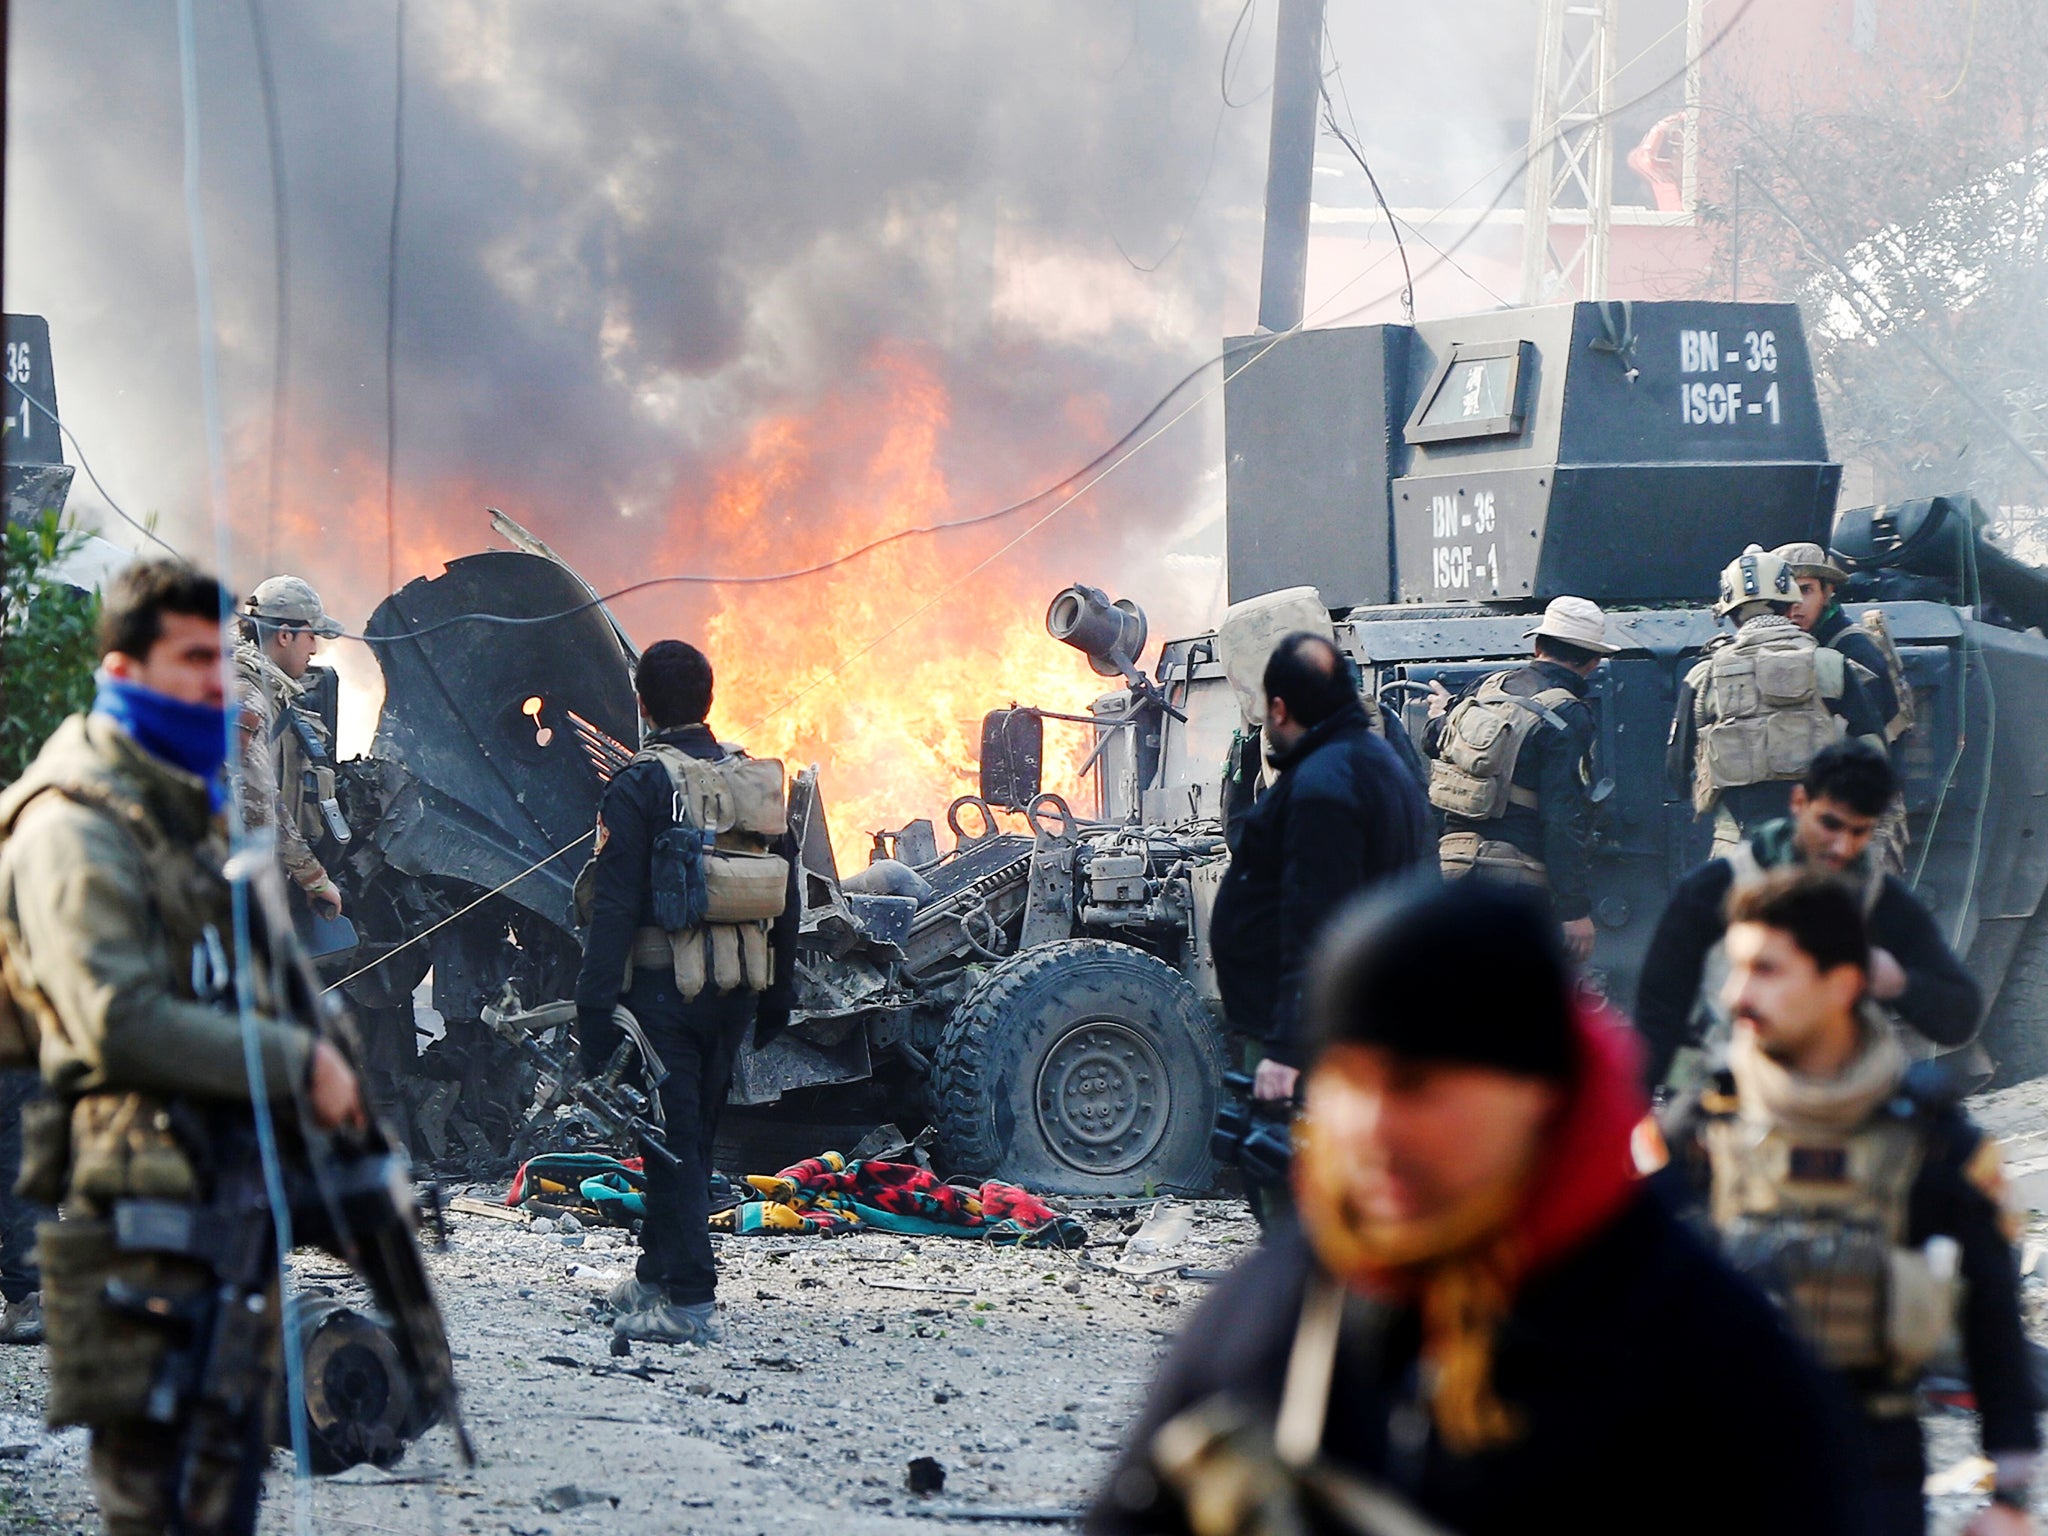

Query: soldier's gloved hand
left=1426, top=679, right=1453, bottom=720
left=305, top=877, right=344, bottom=919
left=1562, top=916, right=1596, bottom=964
left=308, top=1039, right=367, bottom=1132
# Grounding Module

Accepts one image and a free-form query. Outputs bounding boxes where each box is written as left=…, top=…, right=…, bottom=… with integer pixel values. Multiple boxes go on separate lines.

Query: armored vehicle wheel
left=1985, top=910, right=2048, bottom=1087
left=932, top=939, right=1225, bottom=1196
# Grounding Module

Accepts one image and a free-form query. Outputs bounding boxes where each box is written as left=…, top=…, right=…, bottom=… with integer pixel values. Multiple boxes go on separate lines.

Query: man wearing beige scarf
left=1660, top=868, right=2039, bottom=1536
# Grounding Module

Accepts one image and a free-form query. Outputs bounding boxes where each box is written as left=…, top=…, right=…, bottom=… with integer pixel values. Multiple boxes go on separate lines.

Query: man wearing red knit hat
left=1089, top=877, right=1859, bottom=1536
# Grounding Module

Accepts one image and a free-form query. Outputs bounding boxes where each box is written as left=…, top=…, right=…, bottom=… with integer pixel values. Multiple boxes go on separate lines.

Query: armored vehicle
left=324, top=298, right=2048, bottom=1200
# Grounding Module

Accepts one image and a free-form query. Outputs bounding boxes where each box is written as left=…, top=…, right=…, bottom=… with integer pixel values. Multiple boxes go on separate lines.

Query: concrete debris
left=540, top=1483, right=621, bottom=1511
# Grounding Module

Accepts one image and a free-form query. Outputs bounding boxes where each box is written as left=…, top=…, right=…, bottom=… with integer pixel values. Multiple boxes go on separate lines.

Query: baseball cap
left=245, top=575, right=343, bottom=638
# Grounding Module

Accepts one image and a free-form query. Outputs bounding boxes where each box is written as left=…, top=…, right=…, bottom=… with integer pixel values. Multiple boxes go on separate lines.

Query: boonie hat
left=1771, top=541, right=1850, bottom=586
left=246, top=575, right=343, bottom=638
left=1524, top=594, right=1619, bottom=655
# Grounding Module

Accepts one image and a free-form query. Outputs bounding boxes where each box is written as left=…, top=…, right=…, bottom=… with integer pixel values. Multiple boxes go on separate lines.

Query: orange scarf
left=1292, top=1002, right=1648, bottom=1455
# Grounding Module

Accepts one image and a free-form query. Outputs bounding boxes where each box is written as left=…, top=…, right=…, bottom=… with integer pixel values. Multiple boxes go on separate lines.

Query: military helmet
left=1715, top=545, right=1797, bottom=618
left=245, top=574, right=343, bottom=638
left=1771, top=541, right=1851, bottom=587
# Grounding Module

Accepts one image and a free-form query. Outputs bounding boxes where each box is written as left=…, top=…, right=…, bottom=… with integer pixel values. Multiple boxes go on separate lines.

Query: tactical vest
left=1427, top=672, right=1578, bottom=822
left=1688, top=628, right=1846, bottom=812
left=1853, top=608, right=1915, bottom=743
left=0, top=781, right=233, bottom=1073
left=1723, top=834, right=1884, bottom=917
left=577, top=745, right=791, bottom=1000
left=1702, top=1104, right=1956, bottom=1389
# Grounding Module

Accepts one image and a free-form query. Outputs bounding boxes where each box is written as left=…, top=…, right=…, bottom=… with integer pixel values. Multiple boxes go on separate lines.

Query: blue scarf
left=92, top=677, right=234, bottom=810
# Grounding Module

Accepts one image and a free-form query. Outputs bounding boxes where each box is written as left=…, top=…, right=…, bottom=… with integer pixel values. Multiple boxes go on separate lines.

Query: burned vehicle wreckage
left=321, top=519, right=1233, bottom=1198
left=316, top=297, right=2048, bottom=1199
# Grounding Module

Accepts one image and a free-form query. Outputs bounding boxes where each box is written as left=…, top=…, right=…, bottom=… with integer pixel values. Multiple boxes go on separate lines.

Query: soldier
left=1090, top=879, right=1861, bottom=1536
left=1667, top=544, right=1885, bottom=848
left=0, top=1070, right=40, bottom=1343
left=1656, top=868, right=2038, bottom=1536
left=1635, top=741, right=1978, bottom=1087
left=1776, top=539, right=1910, bottom=742
left=233, top=575, right=345, bottom=920
left=0, top=560, right=368, bottom=1534
left=574, top=640, right=798, bottom=1347
left=1425, top=595, right=1615, bottom=962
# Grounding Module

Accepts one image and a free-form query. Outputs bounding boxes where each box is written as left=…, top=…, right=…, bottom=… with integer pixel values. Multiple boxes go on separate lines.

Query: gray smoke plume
left=5, top=0, right=1292, bottom=642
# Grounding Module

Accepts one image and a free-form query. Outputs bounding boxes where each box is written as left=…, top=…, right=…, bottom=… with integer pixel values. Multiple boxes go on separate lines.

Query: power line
left=12, top=385, right=183, bottom=558
left=383, top=0, right=406, bottom=594
left=1318, top=27, right=1413, bottom=322
left=244, top=0, right=290, bottom=574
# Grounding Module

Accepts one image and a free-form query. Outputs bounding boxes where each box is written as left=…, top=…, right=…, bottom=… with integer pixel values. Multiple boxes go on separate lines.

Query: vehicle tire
left=1984, top=911, right=2048, bottom=1087
left=931, top=939, right=1226, bottom=1197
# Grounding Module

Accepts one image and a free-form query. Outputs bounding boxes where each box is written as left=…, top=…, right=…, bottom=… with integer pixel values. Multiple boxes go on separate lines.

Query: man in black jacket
left=574, top=640, right=798, bottom=1346
left=1090, top=879, right=1862, bottom=1536
left=1656, top=868, right=2037, bottom=1536
left=1208, top=633, right=1430, bottom=1105
left=1635, top=741, right=1977, bottom=1086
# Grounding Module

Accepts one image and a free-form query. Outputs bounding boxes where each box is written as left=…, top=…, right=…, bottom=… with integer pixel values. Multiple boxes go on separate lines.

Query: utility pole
left=1255, top=0, right=1326, bottom=334
left=1520, top=0, right=1618, bottom=305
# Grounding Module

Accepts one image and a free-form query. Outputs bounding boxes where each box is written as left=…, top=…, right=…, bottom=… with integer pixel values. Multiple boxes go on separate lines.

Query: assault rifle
left=239, top=858, right=474, bottom=1466
left=482, top=994, right=679, bottom=1172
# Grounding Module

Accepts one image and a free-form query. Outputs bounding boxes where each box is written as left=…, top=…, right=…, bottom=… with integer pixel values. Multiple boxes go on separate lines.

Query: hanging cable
left=173, top=2, right=315, bottom=1529
left=384, top=0, right=407, bottom=594
left=10, top=385, right=183, bottom=557
left=244, top=0, right=290, bottom=572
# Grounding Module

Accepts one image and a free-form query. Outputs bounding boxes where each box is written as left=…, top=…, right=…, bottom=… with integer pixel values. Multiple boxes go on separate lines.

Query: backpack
left=1690, top=628, right=1845, bottom=812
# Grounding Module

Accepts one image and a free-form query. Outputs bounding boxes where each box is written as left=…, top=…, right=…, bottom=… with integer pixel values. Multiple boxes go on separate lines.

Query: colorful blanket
left=710, top=1152, right=1085, bottom=1247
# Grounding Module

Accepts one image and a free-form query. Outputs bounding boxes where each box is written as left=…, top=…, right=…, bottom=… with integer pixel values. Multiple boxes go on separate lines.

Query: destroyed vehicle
left=320, top=517, right=1233, bottom=1197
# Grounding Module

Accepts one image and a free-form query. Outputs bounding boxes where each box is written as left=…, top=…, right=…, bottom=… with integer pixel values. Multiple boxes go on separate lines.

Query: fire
left=652, top=346, right=1109, bottom=873
left=226, top=346, right=1118, bottom=874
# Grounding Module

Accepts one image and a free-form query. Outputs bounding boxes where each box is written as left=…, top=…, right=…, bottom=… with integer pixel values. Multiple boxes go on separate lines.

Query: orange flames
left=234, top=346, right=1115, bottom=874
left=639, top=347, right=1108, bottom=872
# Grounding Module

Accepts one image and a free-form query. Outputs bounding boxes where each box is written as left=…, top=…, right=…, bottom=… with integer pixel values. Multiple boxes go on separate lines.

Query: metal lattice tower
left=1520, top=0, right=1620, bottom=305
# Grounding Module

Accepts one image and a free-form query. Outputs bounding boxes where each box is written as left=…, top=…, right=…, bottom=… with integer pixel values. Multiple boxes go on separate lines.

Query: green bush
left=0, top=511, right=102, bottom=788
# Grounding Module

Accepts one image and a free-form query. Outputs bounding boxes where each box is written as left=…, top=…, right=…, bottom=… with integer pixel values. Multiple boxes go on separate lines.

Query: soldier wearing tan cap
left=1773, top=541, right=1907, bottom=742
left=1424, top=595, right=1617, bottom=961
left=234, top=576, right=346, bottom=918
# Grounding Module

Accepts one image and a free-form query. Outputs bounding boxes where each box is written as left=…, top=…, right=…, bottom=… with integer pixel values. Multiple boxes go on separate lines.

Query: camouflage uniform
left=231, top=640, right=333, bottom=902
left=0, top=714, right=313, bottom=1535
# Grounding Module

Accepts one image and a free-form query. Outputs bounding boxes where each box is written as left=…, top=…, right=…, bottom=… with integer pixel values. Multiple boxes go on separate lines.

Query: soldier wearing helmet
left=1424, top=595, right=1616, bottom=963
left=234, top=576, right=346, bottom=919
left=1667, top=546, right=1885, bottom=849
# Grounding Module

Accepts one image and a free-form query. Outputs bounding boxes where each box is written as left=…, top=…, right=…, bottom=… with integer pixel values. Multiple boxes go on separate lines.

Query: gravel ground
left=0, top=1192, right=1257, bottom=1535
left=8, top=1078, right=2048, bottom=1535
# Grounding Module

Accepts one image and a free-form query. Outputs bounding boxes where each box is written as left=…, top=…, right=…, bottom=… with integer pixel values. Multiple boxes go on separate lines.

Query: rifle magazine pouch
left=15, top=1094, right=71, bottom=1206
left=708, top=924, right=742, bottom=993
left=36, top=1217, right=208, bottom=1427
left=69, top=1093, right=196, bottom=1206
left=739, top=922, right=771, bottom=990
left=671, top=929, right=707, bottom=1001
left=701, top=849, right=789, bottom=923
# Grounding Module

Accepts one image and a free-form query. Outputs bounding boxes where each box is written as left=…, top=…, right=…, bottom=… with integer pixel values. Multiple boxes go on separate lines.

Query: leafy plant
left=0, top=510, right=102, bottom=788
